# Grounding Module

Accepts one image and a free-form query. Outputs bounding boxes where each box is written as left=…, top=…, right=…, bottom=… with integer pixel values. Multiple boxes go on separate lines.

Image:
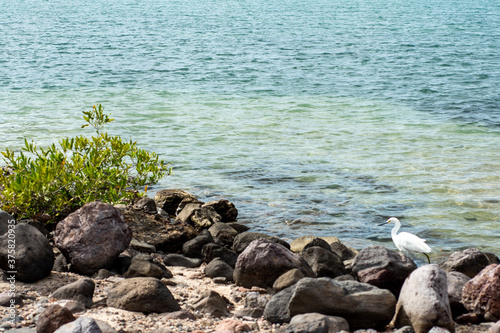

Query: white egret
left=379, top=217, right=431, bottom=264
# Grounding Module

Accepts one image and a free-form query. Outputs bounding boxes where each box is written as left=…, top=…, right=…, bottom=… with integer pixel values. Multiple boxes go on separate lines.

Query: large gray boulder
left=391, top=264, right=454, bottom=333
left=234, top=239, right=315, bottom=289
left=0, top=223, right=54, bottom=283
left=352, top=245, right=417, bottom=297
left=55, top=201, right=132, bottom=275
left=106, top=277, right=180, bottom=313
left=264, top=277, right=396, bottom=329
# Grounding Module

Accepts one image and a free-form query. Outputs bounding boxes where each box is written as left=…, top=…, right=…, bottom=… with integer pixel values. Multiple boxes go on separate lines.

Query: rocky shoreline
left=1, top=188, right=499, bottom=333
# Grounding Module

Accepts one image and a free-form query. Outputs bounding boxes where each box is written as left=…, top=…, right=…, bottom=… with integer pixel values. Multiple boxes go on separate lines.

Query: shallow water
left=1, top=0, right=499, bottom=258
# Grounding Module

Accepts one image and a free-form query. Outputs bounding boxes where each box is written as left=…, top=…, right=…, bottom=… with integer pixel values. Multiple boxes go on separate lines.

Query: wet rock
left=301, top=246, right=347, bottom=278
left=462, top=264, right=500, bottom=321
left=290, top=235, right=340, bottom=253
left=235, top=292, right=270, bottom=318
left=273, top=269, right=305, bottom=292
left=191, top=206, right=222, bottom=229
left=132, top=197, right=157, bottom=215
left=36, top=304, right=76, bottom=333
left=208, top=222, right=238, bottom=246
left=202, top=243, right=238, bottom=267
left=279, top=313, right=350, bottom=333
left=55, top=201, right=132, bottom=275
left=440, top=248, right=490, bottom=278
left=232, top=231, right=291, bottom=253
left=51, top=278, right=95, bottom=309
left=352, top=245, right=417, bottom=297
left=182, top=229, right=214, bottom=258
left=234, top=239, right=315, bottom=289
left=202, top=199, right=238, bottom=222
left=192, top=290, right=228, bottom=317
left=106, top=277, right=180, bottom=313
left=264, top=277, right=396, bottom=329
left=447, top=271, right=470, bottom=316
left=120, top=206, right=198, bottom=253
left=53, top=317, right=102, bottom=333
left=391, top=265, right=454, bottom=333
left=124, top=256, right=172, bottom=279
left=0, top=223, right=54, bottom=283
left=204, top=258, right=234, bottom=281
left=163, top=253, right=202, bottom=268
left=154, top=189, right=197, bottom=216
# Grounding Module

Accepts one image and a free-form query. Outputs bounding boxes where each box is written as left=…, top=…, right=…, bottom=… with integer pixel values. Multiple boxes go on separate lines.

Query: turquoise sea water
left=1, top=0, right=499, bottom=259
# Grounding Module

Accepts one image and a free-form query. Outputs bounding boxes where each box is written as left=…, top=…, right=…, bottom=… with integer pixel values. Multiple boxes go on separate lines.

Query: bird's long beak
left=378, top=220, right=390, bottom=226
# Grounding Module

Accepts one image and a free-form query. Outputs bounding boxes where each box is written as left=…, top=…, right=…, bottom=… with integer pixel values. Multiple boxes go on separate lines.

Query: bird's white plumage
left=380, top=217, right=431, bottom=262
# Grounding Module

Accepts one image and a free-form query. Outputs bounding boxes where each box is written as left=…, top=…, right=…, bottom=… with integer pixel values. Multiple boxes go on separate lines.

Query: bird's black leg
left=423, top=253, right=431, bottom=264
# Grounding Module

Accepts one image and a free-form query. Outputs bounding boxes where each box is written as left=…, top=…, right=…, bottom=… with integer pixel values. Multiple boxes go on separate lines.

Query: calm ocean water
left=1, top=0, right=499, bottom=259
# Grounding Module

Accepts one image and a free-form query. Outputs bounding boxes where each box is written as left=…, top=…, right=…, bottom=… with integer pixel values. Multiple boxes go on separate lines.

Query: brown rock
left=214, top=319, right=251, bottom=333
left=440, top=248, right=490, bottom=278
left=273, top=268, right=305, bottom=292
left=55, top=201, right=132, bottom=275
left=462, top=264, right=500, bottom=321
left=202, top=199, right=238, bottom=222
left=36, top=304, right=75, bottom=333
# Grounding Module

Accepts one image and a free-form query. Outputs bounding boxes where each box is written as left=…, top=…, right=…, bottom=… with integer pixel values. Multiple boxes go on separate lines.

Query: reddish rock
left=214, top=319, right=251, bottom=333
left=462, top=264, right=500, bottom=321
left=55, top=201, right=132, bottom=275
left=36, top=304, right=75, bottom=333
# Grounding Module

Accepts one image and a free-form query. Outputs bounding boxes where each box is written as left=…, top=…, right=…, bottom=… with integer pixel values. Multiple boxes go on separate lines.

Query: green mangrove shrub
left=0, top=104, right=171, bottom=223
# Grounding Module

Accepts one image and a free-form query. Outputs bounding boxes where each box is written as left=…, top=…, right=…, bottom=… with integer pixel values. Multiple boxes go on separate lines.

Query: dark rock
left=163, top=253, right=202, bottom=268
left=106, top=277, right=180, bottom=313
left=53, top=317, right=102, bottom=333
left=124, top=256, right=172, bottom=279
left=191, top=206, right=222, bottom=229
left=264, top=277, right=396, bottom=329
left=329, top=241, right=358, bottom=261
left=129, top=238, right=156, bottom=253
left=175, top=202, right=203, bottom=224
left=352, top=245, right=417, bottom=297
left=182, top=229, right=214, bottom=258
left=204, top=258, right=234, bottom=281
left=0, top=210, right=14, bottom=236
left=235, top=292, right=270, bottom=318
left=290, top=236, right=340, bottom=253
left=208, top=222, right=238, bottom=246
left=120, top=206, right=198, bottom=253
left=273, top=269, right=305, bottom=292
left=226, top=223, right=249, bottom=234
left=36, top=304, right=76, bottom=333
left=53, top=254, right=71, bottom=273
left=439, top=248, right=490, bottom=278
left=279, top=313, right=350, bottom=333
left=485, top=253, right=500, bottom=265
left=202, top=199, right=238, bottom=222
left=154, top=189, right=197, bottom=216
left=391, top=265, right=454, bottom=333
left=202, top=243, right=238, bottom=268
left=192, top=290, right=228, bottom=317
left=232, top=232, right=290, bottom=253
left=462, top=264, right=500, bottom=321
left=0, top=291, right=23, bottom=307
left=132, top=197, right=157, bottom=215
left=301, top=238, right=332, bottom=253
left=447, top=271, right=470, bottom=316
left=107, top=255, right=132, bottom=275
left=0, top=223, right=54, bottom=283
left=51, top=278, right=95, bottom=309
left=55, top=201, right=132, bottom=275
left=301, top=246, right=347, bottom=278
left=234, top=239, right=315, bottom=289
